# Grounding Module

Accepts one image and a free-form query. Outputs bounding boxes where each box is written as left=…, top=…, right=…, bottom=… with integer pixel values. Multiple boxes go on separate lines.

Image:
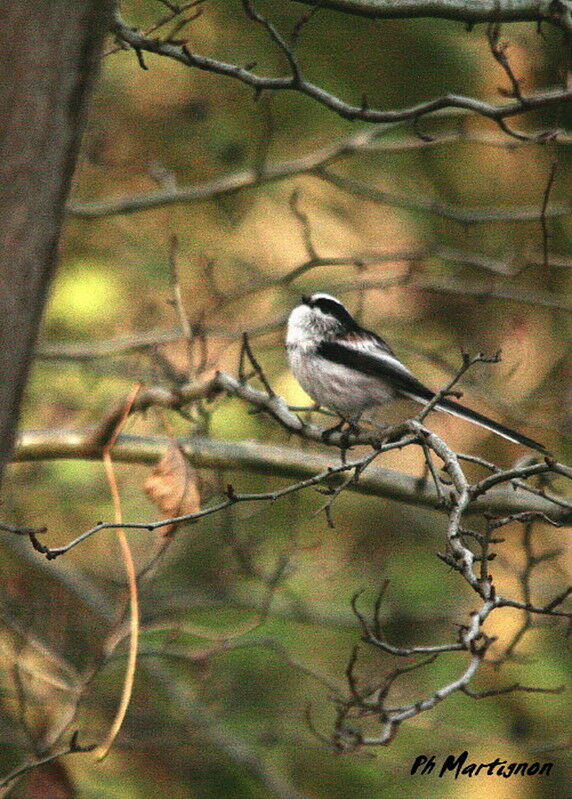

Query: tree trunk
left=0, top=1, right=113, bottom=482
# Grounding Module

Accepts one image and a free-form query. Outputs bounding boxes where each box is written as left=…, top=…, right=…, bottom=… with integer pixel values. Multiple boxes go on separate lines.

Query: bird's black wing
left=317, top=340, right=549, bottom=454
left=317, top=340, right=434, bottom=401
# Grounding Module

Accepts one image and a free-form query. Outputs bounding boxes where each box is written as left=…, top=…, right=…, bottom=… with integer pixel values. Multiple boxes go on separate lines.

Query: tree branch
left=112, top=10, right=572, bottom=136
left=66, top=125, right=572, bottom=220
left=290, top=0, right=560, bottom=26
left=13, top=426, right=572, bottom=521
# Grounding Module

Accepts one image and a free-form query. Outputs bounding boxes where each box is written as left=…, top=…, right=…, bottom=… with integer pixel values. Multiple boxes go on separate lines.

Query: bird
left=286, top=292, right=548, bottom=454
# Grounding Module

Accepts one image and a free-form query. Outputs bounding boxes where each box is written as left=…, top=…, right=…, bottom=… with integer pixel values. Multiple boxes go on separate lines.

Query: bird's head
left=287, top=293, right=359, bottom=343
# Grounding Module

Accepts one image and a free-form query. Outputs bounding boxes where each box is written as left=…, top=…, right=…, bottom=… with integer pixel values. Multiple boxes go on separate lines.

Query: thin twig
left=541, top=160, right=558, bottom=271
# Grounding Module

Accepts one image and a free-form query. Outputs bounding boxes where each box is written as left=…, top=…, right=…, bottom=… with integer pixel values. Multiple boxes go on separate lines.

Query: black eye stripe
left=313, top=298, right=345, bottom=315
left=311, top=297, right=362, bottom=330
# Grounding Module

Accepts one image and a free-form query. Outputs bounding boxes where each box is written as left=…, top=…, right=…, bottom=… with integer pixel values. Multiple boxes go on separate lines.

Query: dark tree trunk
left=0, top=1, right=113, bottom=482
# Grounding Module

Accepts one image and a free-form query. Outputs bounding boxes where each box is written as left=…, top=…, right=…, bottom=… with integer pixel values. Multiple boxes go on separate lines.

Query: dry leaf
left=144, top=444, right=201, bottom=536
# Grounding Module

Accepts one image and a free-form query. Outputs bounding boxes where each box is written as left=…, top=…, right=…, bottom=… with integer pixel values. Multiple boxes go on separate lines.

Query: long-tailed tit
left=286, top=293, right=548, bottom=454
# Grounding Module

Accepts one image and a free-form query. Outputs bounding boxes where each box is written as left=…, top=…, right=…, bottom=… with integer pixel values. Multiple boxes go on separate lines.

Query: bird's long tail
left=427, top=395, right=549, bottom=455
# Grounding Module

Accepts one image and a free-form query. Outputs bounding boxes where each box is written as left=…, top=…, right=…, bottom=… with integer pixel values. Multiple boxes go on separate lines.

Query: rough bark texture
left=0, top=0, right=113, bottom=481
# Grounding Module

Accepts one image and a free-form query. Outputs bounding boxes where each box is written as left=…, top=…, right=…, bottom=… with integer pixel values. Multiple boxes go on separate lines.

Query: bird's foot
left=321, top=420, right=361, bottom=465
left=321, top=419, right=346, bottom=444
left=339, top=422, right=360, bottom=449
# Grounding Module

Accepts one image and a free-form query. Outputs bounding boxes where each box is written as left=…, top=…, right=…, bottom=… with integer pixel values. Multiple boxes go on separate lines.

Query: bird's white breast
left=286, top=302, right=398, bottom=420
left=286, top=304, right=328, bottom=348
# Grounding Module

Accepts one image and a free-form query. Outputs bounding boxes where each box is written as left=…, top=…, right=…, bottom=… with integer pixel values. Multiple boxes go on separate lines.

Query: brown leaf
left=144, top=444, right=201, bottom=536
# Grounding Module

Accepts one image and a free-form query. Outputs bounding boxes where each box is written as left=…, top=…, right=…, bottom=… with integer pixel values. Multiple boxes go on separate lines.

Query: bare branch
left=14, top=421, right=572, bottom=522
left=416, top=351, right=500, bottom=423
left=461, top=682, right=565, bottom=698
left=111, top=10, right=572, bottom=138
left=487, top=23, right=524, bottom=102
left=290, top=0, right=562, bottom=27
left=66, top=125, right=572, bottom=221
left=317, top=167, right=572, bottom=225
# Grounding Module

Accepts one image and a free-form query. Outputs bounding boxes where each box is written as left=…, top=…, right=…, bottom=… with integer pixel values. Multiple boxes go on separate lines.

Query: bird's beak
left=301, top=295, right=311, bottom=305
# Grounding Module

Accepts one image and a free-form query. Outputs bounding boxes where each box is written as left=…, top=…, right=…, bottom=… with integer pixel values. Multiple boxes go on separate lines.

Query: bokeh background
left=1, top=1, right=571, bottom=796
